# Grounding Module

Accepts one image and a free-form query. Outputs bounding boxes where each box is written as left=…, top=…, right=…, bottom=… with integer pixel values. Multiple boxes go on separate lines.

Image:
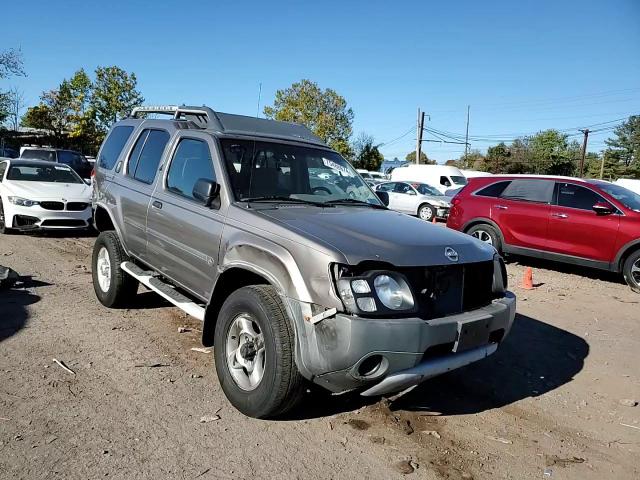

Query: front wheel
left=0, top=198, right=14, bottom=234
left=622, top=250, right=640, bottom=293
left=214, top=285, right=305, bottom=418
left=418, top=204, right=436, bottom=221
left=92, top=231, right=138, bottom=307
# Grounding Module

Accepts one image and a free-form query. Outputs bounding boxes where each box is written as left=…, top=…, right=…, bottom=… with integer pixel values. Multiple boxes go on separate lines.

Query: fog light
left=351, top=279, right=370, bottom=293
left=356, top=297, right=376, bottom=312
left=358, top=354, right=384, bottom=377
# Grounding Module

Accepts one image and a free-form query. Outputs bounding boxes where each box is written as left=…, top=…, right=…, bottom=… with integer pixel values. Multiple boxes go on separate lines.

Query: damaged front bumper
left=285, top=291, right=516, bottom=396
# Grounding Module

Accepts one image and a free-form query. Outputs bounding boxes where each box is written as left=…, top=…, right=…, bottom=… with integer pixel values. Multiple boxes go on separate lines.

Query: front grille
left=403, top=261, right=494, bottom=319
left=66, top=202, right=89, bottom=211
left=40, top=219, right=86, bottom=227
left=40, top=201, right=64, bottom=211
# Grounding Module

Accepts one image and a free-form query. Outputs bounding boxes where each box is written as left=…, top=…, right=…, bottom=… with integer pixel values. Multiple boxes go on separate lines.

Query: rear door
left=492, top=179, right=554, bottom=250
left=146, top=133, right=224, bottom=300
left=116, top=128, right=170, bottom=259
left=546, top=182, right=620, bottom=263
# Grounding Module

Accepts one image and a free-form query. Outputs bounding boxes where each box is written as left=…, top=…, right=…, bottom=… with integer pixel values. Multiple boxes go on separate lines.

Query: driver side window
left=394, top=183, right=413, bottom=194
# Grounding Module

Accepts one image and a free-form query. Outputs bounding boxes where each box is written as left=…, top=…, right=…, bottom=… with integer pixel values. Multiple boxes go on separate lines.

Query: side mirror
left=407, top=190, right=416, bottom=195
left=193, top=178, right=220, bottom=208
left=592, top=201, right=614, bottom=215
left=376, top=190, right=390, bottom=206
left=84, top=178, right=91, bottom=186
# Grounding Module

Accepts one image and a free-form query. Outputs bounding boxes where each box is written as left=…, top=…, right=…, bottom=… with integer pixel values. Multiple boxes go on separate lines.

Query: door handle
left=152, top=200, right=163, bottom=209
left=551, top=213, right=568, bottom=218
left=494, top=205, right=508, bottom=210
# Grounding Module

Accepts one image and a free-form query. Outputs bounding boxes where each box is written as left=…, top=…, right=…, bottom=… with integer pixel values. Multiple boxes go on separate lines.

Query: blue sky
left=2, top=0, right=639, bottom=162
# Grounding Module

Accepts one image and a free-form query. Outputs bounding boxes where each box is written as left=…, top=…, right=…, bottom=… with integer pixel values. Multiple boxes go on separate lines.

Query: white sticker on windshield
left=322, top=158, right=353, bottom=177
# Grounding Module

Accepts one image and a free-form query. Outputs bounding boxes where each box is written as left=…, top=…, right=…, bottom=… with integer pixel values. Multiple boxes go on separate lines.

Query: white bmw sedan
left=0, top=158, right=93, bottom=233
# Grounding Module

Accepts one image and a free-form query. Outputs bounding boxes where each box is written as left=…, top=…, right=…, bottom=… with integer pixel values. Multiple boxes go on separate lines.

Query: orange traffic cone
left=522, top=267, right=534, bottom=290
left=432, top=216, right=437, bottom=224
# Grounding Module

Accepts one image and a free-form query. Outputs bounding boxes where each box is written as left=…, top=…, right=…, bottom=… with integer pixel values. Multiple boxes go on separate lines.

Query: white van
left=461, top=169, right=493, bottom=178
left=390, top=164, right=467, bottom=193
left=615, top=178, right=640, bottom=195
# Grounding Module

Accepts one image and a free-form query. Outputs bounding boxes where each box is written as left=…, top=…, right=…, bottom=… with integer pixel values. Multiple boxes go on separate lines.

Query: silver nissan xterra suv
left=91, top=105, right=516, bottom=418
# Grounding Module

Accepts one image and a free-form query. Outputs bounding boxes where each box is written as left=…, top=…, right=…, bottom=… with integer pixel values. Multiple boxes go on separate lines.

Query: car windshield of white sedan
left=413, top=183, right=443, bottom=196
left=7, top=164, right=83, bottom=184
left=220, top=139, right=381, bottom=206
left=594, top=182, right=640, bottom=212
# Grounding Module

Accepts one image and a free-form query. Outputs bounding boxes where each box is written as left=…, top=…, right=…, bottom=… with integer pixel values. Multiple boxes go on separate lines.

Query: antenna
left=256, top=82, right=262, bottom=118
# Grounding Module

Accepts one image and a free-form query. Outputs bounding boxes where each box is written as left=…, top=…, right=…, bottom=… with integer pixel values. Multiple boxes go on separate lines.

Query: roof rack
left=130, top=105, right=223, bottom=130
left=129, top=105, right=326, bottom=147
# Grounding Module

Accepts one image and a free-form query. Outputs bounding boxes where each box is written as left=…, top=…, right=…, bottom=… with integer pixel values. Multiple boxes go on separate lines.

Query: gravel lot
left=1, top=231, right=639, bottom=479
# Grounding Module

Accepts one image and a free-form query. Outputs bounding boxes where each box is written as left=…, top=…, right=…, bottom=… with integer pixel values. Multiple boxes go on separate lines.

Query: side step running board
left=120, top=261, right=205, bottom=321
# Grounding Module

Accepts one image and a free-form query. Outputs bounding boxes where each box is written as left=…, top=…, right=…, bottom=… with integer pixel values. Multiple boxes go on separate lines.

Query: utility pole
left=415, top=108, right=421, bottom=165
left=464, top=105, right=470, bottom=159
left=578, top=128, right=589, bottom=178
left=599, top=153, right=606, bottom=179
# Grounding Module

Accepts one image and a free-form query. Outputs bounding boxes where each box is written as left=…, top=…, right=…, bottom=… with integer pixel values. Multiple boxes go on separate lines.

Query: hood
left=6, top=181, right=91, bottom=201
left=255, top=206, right=495, bottom=266
left=419, top=194, right=451, bottom=206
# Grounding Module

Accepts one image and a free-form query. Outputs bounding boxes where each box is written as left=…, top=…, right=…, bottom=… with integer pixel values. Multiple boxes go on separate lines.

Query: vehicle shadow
left=0, top=278, right=44, bottom=343
left=285, top=313, right=588, bottom=419
left=29, top=228, right=98, bottom=239
left=126, top=290, right=171, bottom=310
left=507, top=254, right=625, bottom=286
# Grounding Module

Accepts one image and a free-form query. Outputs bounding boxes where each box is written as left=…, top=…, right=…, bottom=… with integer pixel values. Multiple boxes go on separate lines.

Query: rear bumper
left=287, top=292, right=516, bottom=395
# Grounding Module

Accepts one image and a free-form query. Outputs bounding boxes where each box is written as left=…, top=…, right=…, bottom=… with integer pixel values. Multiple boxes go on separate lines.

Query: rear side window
left=127, top=129, right=170, bottom=184
left=556, top=183, right=604, bottom=211
left=476, top=180, right=511, bottom=197
left=58, top=151, right=84, bottom=168
left=21, top=149, right=56, bottom=162
left=98, top=126, right=134, bottom=170
left=500, top=179, right=554, bottom=203
left=166, top=138, right=215, bottom=200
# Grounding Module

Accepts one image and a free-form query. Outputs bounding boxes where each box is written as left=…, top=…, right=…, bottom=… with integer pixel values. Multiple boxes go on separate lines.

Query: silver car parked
left=375, top=181, right=452, bottom=221
left=91, top=105, right=515, bottom=418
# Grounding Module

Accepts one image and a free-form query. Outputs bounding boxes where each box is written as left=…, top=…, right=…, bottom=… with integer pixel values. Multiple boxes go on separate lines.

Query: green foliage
left=460, top=150, right=485, bottom=170
left=351, top=132, right=384, bottom=171
left=405, top=150, right=434, bottom=164
left=264, top=79, right=354, bottom=158
left=91, top=66, right=144, bottom=132
left=606, top=115, right=640, bottom=169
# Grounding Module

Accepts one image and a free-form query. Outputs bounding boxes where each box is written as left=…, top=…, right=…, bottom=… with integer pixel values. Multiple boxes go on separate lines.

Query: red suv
left=447, top=176, right=640, bottom=292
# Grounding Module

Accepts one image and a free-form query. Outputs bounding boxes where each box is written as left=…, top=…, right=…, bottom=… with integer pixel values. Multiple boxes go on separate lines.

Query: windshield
left=7, top=164, right=83, bottom=183
left=412, top=183, right=443, bottom=196
left=21, top=149, right=56, bottom=162
left=593, top=182, right=640, bottom=212
left=220, top=139, right=381, bottom=206
left=451, top=175, right=468, bottom=185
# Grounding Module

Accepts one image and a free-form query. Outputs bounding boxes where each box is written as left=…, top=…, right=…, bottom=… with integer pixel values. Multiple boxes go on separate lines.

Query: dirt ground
left=1, top=231, right=638, bottom=480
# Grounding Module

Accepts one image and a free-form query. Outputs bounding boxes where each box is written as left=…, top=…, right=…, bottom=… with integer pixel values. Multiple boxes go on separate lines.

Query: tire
left=622, top=249, right=640, bottom=294
left=214, top=285, right=305, bottom=419
left=466, top=223, right=502, bottom=253
left=418, top=203, right=436, bottom=221
left=92, top=231, right=138, bottom=307
left=0, top=198, right=14, bottom=234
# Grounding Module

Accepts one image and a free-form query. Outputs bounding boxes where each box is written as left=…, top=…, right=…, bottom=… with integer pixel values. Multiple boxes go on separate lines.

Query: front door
left=393, top=182, right=418, bottom=213
left=146, top=133, right=225, bottom=301
left=546, top=182, right=620, bottom=263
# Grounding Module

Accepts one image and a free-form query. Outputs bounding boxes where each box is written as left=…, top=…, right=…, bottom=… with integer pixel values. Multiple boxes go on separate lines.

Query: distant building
left=380, top=158, right=407, bottom=174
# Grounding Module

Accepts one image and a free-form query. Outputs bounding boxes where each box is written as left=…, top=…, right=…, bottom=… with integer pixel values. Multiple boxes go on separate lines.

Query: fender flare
left=93, top=202, right=131, bottom=256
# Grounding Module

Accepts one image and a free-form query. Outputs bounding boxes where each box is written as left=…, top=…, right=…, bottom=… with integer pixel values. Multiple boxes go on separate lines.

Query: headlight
left=335, top=268, right=416, bottom=316
left=8, top=196, right=40, bottom=207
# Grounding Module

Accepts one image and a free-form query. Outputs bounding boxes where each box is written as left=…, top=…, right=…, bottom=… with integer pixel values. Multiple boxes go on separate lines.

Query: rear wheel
left=622, top=250, right=640, bottom=293
left=214, top=285, right=305, bottom=418
left=418, top=203, right=436, bottom=221
left=0, top=198, right=14, bottom=234
left=92, top=231, right=138, bottom=307
left=467, top=224, right=502, bottom=253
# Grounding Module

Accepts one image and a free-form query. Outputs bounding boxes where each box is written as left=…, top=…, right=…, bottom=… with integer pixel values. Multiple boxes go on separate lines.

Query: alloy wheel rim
left=632, top=258, right=640, bottom=284
left=471, top=230, right=493, bottom=245
left=225, top=314, right=265, bottom=391
left=96, top=247, right=111, bottom=292
left=420, top=207, right=433, bottom=220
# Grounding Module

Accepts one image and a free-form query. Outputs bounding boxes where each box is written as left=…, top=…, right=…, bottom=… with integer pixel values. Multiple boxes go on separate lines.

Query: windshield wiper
left=324, top=198, right=386, bottom=209
left=242, top=195, right=331, bottom=208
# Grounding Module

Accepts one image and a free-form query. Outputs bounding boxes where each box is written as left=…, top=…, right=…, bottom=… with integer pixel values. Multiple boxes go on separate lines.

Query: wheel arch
left=463, top=217, right=505, bottom=244
left=615, top=239, right=640, bottom=273
left=416, top=202, right=433, bottom=216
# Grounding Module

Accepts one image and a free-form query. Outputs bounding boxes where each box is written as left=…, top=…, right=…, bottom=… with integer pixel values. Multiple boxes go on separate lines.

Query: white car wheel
left=96, top=247, right=112, bottom=293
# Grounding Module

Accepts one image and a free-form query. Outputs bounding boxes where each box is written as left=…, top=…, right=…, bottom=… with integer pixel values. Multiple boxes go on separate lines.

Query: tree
left=91, top=66, right=144, bottom=132
left=405, top=150, right=434, bottom=164
left=21, top=89, right=71, bottom=138
left=351, top=132, right=384, bottom=171
left=0, top=48, right=25, bottom=124
left=605, top=115, right=640, bottom=169
left=264, top=79, right=354, bottom=158
left=5, top=87, right=26, bottom=131
left=527, top=129, right=576, bottom=176
left=485, top=142, right=510, bottom=173
left=459, top=150, right=485, bottom=170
